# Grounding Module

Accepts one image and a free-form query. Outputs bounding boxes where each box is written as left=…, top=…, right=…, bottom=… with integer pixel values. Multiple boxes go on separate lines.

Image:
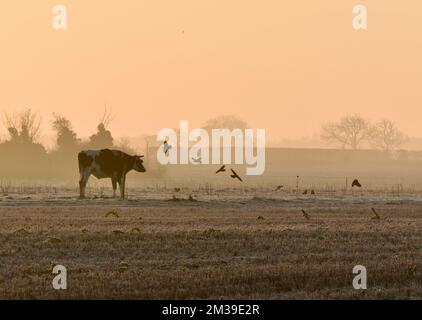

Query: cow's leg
left=79, top=170, right=90, bottom=199
left=111, top=178, right=117, bottom=198
left=119, top=175, right=126, bottom=199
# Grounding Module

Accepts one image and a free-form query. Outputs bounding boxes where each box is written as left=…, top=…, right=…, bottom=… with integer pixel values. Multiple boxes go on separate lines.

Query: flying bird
left=275, top=185, right=284, bottom=191
left=230, top=169, right=243, bottom=182
left=371, top=208, right=380, bottom=220
left=352, top=179, right=362, bottom=188
left=192, top=157, right=202, bottom=164
left=163, top=140, right=172, bottom=155
left=302, top=189, right=308, bottom=195
left=301, top=209, right=310, bottom=220
left=215, top=165, right=226, bottom=174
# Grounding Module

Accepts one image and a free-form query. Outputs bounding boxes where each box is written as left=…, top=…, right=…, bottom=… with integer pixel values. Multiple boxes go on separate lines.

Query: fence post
left=345, top=177, right=348, bottom=194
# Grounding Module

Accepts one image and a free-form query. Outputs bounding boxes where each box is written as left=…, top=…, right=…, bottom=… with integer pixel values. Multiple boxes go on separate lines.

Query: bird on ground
left=302, top=189, right=308, bottom=195
left=352, top=179, right=362, bottom=188
left=163, top=140, right=172, bottom=155
left=275, top=185, right=284, bottom=191
left=371, top=208, right=380, bottom=220
left=215, top=165, right=226, bottom=174
left=105, top=210, right=119, bottom=218
left=192, top=157, right=202, bottom=164
left=301, top=209, right=310, bottom=220
left=230, top=169, right=243, bottom=182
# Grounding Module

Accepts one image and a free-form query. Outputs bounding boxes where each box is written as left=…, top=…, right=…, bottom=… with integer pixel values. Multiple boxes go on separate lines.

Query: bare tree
left=321, top=115, right=371, bottom=149
left=86, top=106, right=114, bottom=149
left=114, top=137, right=136, bottom=154
left=370, top=120, right=405, bottom=152
left=98, top=104, right=114, bottom=129
left=203, top=115, right=248, bottom=131
left=4, top=109, right=41, bottom=143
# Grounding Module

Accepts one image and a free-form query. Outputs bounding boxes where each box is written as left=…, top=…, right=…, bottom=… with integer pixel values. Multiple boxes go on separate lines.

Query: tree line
left=321, top=115, right=405, bottom=151
left=0, top=111, right=249, bottom=179
left=0, top=111, right=410, bottom=179
left=0, top=109, right=134, bottom=179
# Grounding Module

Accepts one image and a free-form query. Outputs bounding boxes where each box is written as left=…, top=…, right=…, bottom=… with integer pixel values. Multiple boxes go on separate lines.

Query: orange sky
left=1, top=1, right=422, bottom=141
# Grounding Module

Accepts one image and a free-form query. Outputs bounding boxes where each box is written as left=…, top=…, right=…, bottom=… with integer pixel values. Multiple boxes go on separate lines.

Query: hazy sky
left=1, top=1, right=422, bottom=141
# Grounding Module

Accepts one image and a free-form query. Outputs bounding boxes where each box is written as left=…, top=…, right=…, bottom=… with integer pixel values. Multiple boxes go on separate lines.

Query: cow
left=78, top=149, right=146, bottom=199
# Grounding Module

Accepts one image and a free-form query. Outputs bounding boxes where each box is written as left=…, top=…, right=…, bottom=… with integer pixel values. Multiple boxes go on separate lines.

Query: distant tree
left=52, top=113, right=80, bottom=152
left=0, top=109, right=48, bottom=179
left=203, top=115, right=248, bottom=131
left=4, top=109, right=41, bottom=144
left=88, top=123, right=113, bottom=149
left=86, top=107, right=114, bottom=149
left=114, top=137, right=136, bottom=155
left=321, top=115, right=372, bottom=150
left=369, top=120, right=405, bottom=152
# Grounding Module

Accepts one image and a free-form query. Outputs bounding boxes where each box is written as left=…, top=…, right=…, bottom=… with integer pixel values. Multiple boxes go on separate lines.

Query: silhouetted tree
left=203, top=115, right=248, bottom=131
left=84, top=108, right=114, bottom=149
left=370, top=120, right=405, bottom=152
left=114, top=137, right=136, bottom=155
left=87, top=123, right=113, bottom=149
left=4, top=109, right=41, bottom=144
left=0, top=109, right=48, bottom=178
left=321, top=115, right=371, bottom=149
left=52, top=113, right=80, bottom=152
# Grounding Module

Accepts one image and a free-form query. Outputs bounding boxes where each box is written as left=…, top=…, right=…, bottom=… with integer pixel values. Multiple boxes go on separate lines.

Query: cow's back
left=94, top=149, right=127, bottom=174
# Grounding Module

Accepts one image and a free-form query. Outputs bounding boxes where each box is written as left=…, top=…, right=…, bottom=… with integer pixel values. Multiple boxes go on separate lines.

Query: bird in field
left=192, top=157, right=202, bottom=164
left=302, top=189, right=308, bottom=195
left=301, top=209, right=310, bottom=220
left=230, top=169, right=243, bottom=182
left=275, top=185, right=284, bottom=191
left=105, top=210, right=119, bottom=218
left=215, top=165, right=226, bottom=174
left=371, top=208, right=380, bottom=220
left=163, top=140, right=172, bottom=155
left=352, top=179, right=362, bottom=188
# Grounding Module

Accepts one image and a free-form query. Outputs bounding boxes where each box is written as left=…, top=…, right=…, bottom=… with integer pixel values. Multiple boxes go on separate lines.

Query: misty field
left=0, top=189, right=421, bottom=300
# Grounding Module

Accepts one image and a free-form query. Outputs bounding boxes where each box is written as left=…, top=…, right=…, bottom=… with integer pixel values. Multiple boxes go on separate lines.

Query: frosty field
left=0, top=186, right=421, bottom=299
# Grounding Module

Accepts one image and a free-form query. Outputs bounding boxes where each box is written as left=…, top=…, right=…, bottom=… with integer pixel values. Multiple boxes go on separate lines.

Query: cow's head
left=133, top=155, right=146, bottom=172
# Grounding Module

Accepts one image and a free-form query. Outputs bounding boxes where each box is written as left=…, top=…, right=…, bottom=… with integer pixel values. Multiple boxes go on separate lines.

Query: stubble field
left=0, top=192, right=421, bottom=299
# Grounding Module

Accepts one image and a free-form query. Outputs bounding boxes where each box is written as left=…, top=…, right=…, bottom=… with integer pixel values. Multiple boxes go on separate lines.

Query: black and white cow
left=78, top=149, right=146, bottom=199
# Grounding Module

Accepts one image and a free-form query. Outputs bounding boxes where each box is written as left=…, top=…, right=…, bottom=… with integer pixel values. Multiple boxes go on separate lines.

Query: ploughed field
left=0, top=194, right=421, bottom=299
